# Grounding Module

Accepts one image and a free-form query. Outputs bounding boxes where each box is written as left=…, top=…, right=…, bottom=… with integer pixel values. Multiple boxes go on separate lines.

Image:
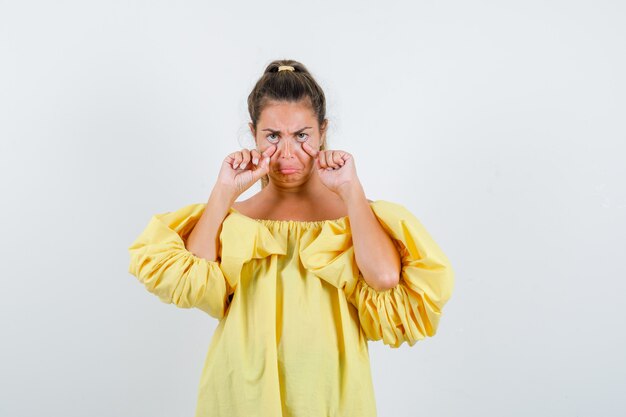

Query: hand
left=216, top=144, right=277, bottom=198
left=302, top=142, right=359, bottom=197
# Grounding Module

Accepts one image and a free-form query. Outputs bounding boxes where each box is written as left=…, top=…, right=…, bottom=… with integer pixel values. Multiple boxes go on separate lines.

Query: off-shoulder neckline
left=227, top=200, right=380, bottom=228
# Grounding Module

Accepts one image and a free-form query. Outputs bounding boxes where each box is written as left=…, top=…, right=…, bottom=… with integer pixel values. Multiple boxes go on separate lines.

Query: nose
left=279, top=137, right=294, bottom=158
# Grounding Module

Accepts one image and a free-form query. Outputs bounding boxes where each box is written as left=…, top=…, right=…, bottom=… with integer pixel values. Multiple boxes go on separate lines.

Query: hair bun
left=277, top=65, right=295, bottom=72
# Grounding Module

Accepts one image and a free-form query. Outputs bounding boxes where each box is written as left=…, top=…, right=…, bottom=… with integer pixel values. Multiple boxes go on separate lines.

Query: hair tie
left=278, top=65, right=295, bottom=72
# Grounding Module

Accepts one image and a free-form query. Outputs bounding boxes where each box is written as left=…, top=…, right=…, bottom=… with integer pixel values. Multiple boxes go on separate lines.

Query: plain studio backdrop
left=1, top=1, right=624, bottom=416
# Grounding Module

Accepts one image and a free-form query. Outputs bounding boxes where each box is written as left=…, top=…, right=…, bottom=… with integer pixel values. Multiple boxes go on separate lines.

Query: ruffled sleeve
left=128, top=204, right=286, bottom=320
left=299, top=200, right=455, bottom=348
left=347, top=200, right=455, bottom=348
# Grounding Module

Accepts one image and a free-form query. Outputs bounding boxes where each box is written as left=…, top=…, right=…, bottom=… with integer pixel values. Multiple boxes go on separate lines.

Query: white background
left=1, top=1, right=624, bottom=416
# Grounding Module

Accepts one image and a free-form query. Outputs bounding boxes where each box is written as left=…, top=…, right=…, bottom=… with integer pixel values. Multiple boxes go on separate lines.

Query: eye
left=266, top=133, right=279, bottom=143
left=266, top=133, right=309, bottom=143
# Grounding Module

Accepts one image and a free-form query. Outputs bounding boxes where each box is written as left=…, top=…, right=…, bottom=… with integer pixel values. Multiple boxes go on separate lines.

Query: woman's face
left=249, top=99, right=327, bottom=185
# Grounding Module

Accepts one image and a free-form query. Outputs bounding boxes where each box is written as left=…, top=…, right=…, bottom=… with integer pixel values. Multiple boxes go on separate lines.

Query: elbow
left=368, top=270, right=401, bottom=292
left=380, top=245, right=403, bottom=291
left=383, top=271, right=401, bottom=291
left=357, top=252, right=403, bottom=292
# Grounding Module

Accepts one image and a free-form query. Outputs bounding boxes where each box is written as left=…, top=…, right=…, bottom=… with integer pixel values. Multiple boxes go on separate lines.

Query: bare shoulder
left=231, top=193, right=265, bottom=218
left=231, top=195, right=255, bottom=212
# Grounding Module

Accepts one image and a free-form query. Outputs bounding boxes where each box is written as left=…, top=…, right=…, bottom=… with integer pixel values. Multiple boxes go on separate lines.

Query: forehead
left=258, top=100, right=317, bottom=129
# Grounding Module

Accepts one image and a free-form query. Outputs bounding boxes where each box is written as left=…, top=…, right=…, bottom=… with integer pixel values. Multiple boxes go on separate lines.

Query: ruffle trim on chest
left=155, top=200, right=455, bottom=348
left=237, top=200, right=457, bottom=349
left=226, top=205, right=357, bottom=291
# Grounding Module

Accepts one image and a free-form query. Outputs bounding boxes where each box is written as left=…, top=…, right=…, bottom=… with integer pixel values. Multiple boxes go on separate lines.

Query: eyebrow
left=261, top=126, right=313, bottom=134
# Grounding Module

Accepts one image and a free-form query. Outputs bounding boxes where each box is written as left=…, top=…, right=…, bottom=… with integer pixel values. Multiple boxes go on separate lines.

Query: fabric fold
left=220, top=208, right=288, bottom=288
left=298, top=218, right=357, bottom=290
left=348, top=200, right=455, bottom=348
left=300, top=200, right=455, bottom=348
left=128, top=203, right=287, bottom=319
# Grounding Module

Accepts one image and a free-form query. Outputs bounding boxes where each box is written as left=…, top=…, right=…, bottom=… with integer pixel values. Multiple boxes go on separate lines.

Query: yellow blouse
left=128, top=199, right=455, bottom=417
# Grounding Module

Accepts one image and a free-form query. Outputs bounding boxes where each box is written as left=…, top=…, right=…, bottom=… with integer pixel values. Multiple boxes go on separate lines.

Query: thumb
left=262, top=144, right=278, bottom=159
left=250, top=155, right=271, bottom=182
left=302, top=141, right=319, bottom=158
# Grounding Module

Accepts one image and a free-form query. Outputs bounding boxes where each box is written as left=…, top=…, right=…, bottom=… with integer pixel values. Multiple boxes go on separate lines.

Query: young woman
left=128, top=59, right=455, bottom=417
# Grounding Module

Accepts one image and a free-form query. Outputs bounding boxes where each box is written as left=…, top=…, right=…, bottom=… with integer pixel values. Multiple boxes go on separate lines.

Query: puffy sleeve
left=127, top=203, right=232, bottom=319
left=346, top=200, right=455, bottom=348
left=128, top=204, right=286, bottom=320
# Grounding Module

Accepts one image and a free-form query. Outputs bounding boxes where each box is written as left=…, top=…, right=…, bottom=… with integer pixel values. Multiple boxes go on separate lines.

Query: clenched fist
left=301, top=142, right=358, bottom=197
left=217, top=144, right=278, bottom=198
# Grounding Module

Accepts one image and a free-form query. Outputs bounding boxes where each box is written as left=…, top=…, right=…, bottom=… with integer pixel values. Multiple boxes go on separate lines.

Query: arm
left=186, top=144, right=275, bottom=261
left=339, top=182, right=402, bottom=291
left=127, top=192, right=234, bottom=318
left=186, top=184, right=236, bottom=261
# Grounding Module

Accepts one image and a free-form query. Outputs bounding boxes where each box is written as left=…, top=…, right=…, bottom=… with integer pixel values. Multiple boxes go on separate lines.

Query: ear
left=319, top=119, right=328, bottom=148
left=249, top=122, right=259, bottom=149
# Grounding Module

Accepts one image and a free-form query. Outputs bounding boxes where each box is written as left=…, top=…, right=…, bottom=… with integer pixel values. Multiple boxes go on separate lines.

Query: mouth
left=278, top=168, right=299, bottom=174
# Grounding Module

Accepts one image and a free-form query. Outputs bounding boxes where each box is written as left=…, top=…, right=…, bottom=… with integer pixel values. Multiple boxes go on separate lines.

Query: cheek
left=256, top=142, right=277, bottom=157
left=303, top=153, right=317, bottom=169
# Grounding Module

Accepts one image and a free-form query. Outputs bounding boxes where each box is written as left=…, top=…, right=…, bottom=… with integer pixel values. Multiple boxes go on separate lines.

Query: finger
left=232, top=151, right=243, bottom=169
left=318, top=150, right=329, bottom=169
left=251, top=149, right=262, bottom=166
left=225, top=154, right=236, bottom=166
left=251, top=154, right=271, bottom=182
left=326, top=151, right=341, bottom=169
left=238, top=149, right=252, bottom=170
left=226, top=153, right=241, bottom=170
left=302, top=141, right=319, bottom=158
left=234, top=155, right=269, bottom=194
left=332, top=151, right=345, bottom=167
